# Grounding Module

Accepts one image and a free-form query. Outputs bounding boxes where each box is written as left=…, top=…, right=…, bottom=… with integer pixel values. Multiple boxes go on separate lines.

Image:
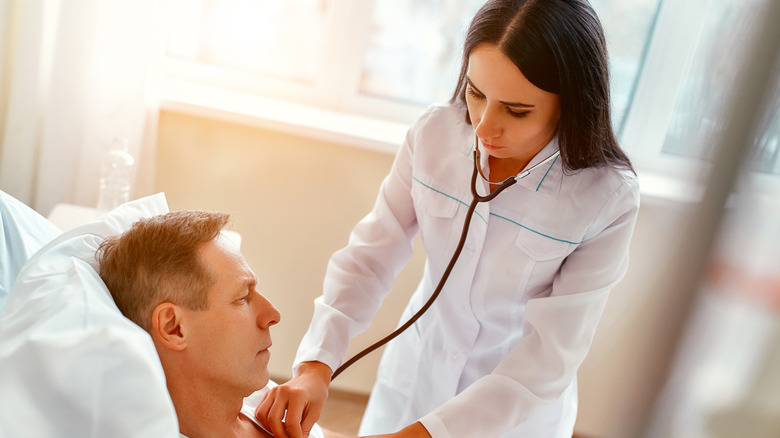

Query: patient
left=97, top=210, right=342, bottom=438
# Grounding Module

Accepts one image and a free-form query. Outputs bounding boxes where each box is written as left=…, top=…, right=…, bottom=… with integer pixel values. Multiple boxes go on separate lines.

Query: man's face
left=182, top=234, right=280, bottom=396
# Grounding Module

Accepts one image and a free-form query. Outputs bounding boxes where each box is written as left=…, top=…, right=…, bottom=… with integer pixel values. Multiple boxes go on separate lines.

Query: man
left=98, top=210, right=340, bottom=438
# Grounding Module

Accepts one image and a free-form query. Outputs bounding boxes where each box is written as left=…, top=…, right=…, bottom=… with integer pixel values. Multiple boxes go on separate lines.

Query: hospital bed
left=0, top=190, right=61, bottom=316
left=0, top=192, right=180, bottom=437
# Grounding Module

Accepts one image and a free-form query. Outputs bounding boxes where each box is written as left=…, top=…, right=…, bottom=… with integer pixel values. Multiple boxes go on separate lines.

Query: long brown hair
left=452, top=0, right=634, bottom=172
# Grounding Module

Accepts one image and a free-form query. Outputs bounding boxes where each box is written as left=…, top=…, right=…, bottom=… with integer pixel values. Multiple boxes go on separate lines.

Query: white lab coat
left=294, top=103, right=640, bottom=437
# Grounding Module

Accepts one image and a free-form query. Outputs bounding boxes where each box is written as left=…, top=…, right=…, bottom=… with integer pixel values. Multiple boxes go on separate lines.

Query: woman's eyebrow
left=466, top=76, right=535, bottom=108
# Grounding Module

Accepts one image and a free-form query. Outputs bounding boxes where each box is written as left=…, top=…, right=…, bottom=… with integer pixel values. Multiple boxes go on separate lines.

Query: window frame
left=618, top=1, right=711, bottom=176
left=162, top=0, right=427, bottom=125
left=159, top=0, right=780, bottom=202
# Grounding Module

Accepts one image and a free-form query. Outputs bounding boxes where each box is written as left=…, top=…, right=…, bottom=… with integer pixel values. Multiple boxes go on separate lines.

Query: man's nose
left=254, top=292, right=280, bottom=328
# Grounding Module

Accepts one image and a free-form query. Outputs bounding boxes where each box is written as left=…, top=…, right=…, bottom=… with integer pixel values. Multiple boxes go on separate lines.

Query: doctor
left=258, top=0, right=640, bottom=437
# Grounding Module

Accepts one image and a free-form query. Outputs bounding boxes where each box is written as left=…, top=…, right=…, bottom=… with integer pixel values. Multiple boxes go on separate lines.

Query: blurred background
left=1, top=0, right=778, bottom=436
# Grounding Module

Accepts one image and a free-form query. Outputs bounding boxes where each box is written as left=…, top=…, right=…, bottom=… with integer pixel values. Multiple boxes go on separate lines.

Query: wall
left=154, top=110, right=425, bottom=395
left=154, top=109, right=747, bottom=436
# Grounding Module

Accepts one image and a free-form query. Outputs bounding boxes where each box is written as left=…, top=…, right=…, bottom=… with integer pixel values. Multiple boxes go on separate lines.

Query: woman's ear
left=151, top=302, right=187, bottom=351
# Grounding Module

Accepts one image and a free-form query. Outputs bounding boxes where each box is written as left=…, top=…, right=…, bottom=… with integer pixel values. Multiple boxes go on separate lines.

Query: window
left=620, top=0, right=780, bottom=180
left=164, top=0, right=657, bottom=126
left=659, top=0, right=776, bottom=172
left=753, top=82, right=780, bottom=175
left=590, top=0, right=661, bottom=129
left=357, top=0, right=660, bottom=129
left=165, top=0, right=332, bottom=103
left=358, top=0, right=485, bottom=106
left=162, top=0, right=780, bottom=183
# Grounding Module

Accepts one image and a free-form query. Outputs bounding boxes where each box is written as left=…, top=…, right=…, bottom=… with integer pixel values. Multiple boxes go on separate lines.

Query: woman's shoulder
left=411, top=101, right=469, bottom=132
left=568, top=162, right=637, bottom=189
left=563, top=163, right=639, bottom=208
left=407, top=101, right=471, bottom=153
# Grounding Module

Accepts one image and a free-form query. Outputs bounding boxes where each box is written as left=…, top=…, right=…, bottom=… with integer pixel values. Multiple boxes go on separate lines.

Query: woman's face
left=465, top=43, right=561, bottom=170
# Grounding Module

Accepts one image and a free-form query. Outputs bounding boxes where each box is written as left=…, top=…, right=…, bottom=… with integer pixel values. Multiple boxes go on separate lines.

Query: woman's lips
left=481, top=141, right=503, bottom=151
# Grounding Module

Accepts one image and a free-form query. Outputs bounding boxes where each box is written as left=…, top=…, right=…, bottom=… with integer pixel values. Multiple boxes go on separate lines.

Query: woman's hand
left=256, top=361, right=333, bottom=438
left=359, top=422, right=432, bottom=438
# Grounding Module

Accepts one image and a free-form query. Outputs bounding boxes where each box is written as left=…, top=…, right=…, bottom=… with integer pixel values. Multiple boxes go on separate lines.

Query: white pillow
left=0, top=193, right=179, bottom=438
left=0, top=190, right=62, bottom=317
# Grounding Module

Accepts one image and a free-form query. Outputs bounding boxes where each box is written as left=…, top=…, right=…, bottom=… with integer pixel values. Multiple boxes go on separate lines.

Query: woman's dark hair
left=451, top=0, right=633, bottom=172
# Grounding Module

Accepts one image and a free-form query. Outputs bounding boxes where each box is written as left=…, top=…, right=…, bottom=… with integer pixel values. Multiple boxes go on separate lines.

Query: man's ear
left=151, top=302, right=187, bottom=351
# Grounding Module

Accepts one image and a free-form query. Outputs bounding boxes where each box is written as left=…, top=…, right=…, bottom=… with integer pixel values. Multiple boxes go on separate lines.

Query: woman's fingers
left=301, top=404, right=323, bottom=438
left=255, top=386, right=277, bottom=430
left=256, top=386, right=290, bottom=437
left=266, top=393, right=292, bottom=437
left=283, top=397, right=307, bottom=438
left=255, top=363, right=333, bottom=437
left=256, top=384, right=321, bottom=438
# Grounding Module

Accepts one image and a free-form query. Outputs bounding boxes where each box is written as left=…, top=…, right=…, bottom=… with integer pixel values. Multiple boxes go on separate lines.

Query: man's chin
left=240, top=373, right=270, bottom=398
left=253, top=367, right=271, bottom=389
left=258, top=371, right=270, bottom=388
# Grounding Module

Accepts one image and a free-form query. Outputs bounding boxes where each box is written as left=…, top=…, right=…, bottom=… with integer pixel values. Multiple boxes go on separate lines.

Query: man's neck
left=167, top=376, right=258, bottom=437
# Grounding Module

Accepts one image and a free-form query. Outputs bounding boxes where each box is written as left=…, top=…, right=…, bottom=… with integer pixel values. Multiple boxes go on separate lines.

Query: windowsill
left=159, top=78, right=409, bottom=155
left=635, top=170, right=704, bottom=204
left=159, top=78, right=704, bottom=205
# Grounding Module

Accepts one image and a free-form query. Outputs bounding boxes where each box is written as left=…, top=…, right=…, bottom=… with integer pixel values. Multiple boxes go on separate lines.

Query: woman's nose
left=474, top=105, right=502, bottom=140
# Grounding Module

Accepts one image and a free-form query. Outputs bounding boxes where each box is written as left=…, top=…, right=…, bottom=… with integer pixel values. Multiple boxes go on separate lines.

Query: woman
left=258, top=1, right=639, bottom=437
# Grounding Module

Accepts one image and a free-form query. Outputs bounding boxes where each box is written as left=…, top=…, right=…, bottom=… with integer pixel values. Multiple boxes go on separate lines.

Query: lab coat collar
left=466, top=135, right=562, bottom=198
left=516, top=136, right=562, bottom=197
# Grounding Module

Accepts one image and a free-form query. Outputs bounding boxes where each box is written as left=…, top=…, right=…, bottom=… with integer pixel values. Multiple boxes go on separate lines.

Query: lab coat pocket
left=411, top=182, right=459, bottom=218
left=514, top=226, right=572, bottom=262
left=411, top=182, right=461, bottom=261
left=512, top=226, right=573, bottom=305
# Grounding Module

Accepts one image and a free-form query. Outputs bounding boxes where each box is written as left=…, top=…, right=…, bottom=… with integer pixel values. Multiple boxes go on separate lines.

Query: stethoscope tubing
left=331, top=143, right=560, bottom=379
left=331, top=151, right=517, bottom=379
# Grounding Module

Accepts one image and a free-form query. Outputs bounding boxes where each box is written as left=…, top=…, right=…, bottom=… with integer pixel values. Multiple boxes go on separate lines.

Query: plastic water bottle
left=96, top=137, right=135, bottom=212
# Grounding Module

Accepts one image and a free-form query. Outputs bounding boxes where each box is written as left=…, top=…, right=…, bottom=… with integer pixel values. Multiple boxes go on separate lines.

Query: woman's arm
left=360, top=421, right=432, bottom=438
left=257, top=106, right=441, bottom=437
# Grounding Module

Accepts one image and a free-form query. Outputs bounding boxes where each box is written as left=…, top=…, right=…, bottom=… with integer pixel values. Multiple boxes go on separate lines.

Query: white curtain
left=0, top=0, right=164, bottom=215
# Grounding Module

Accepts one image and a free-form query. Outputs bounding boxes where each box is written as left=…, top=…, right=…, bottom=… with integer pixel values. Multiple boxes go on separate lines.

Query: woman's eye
left=506, top=108, right=530, bottom=118
left=466, top=86, right=484, bottom=99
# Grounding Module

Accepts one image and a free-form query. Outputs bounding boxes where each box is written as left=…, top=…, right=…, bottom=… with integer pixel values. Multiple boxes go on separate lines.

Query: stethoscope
left=331, top=136, right=561, bottom=379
